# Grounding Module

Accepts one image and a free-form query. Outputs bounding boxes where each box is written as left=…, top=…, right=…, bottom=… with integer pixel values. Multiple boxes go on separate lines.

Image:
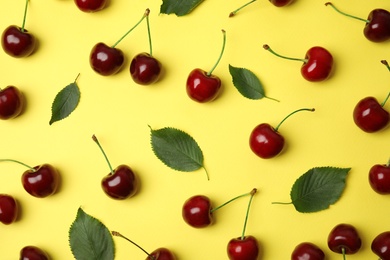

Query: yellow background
left=0, top=0, right=389, bottom=259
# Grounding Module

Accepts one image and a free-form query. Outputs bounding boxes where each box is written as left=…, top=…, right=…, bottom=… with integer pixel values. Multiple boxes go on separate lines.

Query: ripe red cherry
left=0, top=194, right=18, bottom=225
left=227, top=236, right=259, bottom=260
left=327, top=223, right=362, bottom=256
left=353, top=93, right=390, bottom=133
left=249, top=108, right=315, bottom=159
left=263, top=44, right=333, bottom=82
left=326, top=3, right=390, bottom=43
left=186, top=29, right=226, bottom=103
left=371, top=231, right=390, bottom=260
left=369, top=160, right=390, bottom=195
left=20, top=246, right=50, bottom=260
left=182, top=195, right=213, bottom=228
left=74, top=0, right=107, bottom=12
left=22, top=164, right=60, bottom=198
left=130, top=53, right=162, bottom=85
left=0, top=86, right=24, bottom=120
left=291, top=242, right=325, bottom=260
left=92, top=135, right=138, bottom=200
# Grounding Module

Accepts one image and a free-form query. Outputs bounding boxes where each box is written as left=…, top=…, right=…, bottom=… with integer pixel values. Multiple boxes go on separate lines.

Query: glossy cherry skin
left=20, top=246, right=49, bottom=260
left=269, top=0, right=294, bottom=7
left=1, top=25, right=36, bottom=58
left=186, top=68, right=222, bottom=103
left=130, top=52, right=162, bottom=85
left=291, top=242, right=325, bottom=260
left=249, top=123, right=284, bottom=159
left=182, top=195, right=213, bottom=228
left=301, top=47, right=333, bottom=82
left=0, top=194, right=18, bottom=225
left=353, top=96, right=390, bottom=133
left=364, top=9, right=390, bottom=42
left=90, top=42, right=125, bottom=76
left=0, top=86, right=24, bottom=120
left=369, top=163, right=390, bottom=194
left=227, top=235, right=259, bottom=260
left=101, top=164, right=138, bottom=200
left=148, top=248, right=177, bottom=260
left=371, top=231, right=390, bottom=259
left=22, top=164, right=60, bottom=198
left=327, top=223, right=362, bottom=255
left=74, top=0, right=107, bottom=12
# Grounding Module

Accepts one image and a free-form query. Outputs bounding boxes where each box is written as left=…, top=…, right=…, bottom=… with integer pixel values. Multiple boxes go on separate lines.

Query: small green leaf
left=160, top=0, right=204, bottom=16
left=289, top=167, right=351, bottom=213
left=49, top=75, right=81, bottom=125
left=149, top=126, right=209, bottom=179
left=229, top=64, right=265, bottom=100
left=69, top=208, right=115, bottom=260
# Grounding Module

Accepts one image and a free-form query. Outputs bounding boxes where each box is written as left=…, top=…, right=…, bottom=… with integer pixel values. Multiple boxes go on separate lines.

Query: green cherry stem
left=342, top=247, right=346, bottom=260
left=207, top=29, right=226, bottom=77
left=111, top=231, right=155, bottom=260
left=21, top=0, right=29, bottom=32
left=381, top=92, right=390, bottom=107
left=144, top=8, right=153, bottom=56
left=0, top=159, right=35, bottom=171
left=112, top=9, right=149, bottom=48
left=92, top=135, right=114, bottom=175
left=275, top=108, right=315, bottom=132
left=263, top=44, right=307, bottom=63
left=229, top=0, right=257, bottom=17
left=210, top=188, right=255, bottom=213
left=325, top=2, right=369, bottom=23
left=382, top=60, right=390, bottom=71
left=240, top=188, right=257, bottom=240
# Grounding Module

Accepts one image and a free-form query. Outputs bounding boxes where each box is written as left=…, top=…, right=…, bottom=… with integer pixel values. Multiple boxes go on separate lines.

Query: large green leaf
left=69, top=208, right=115, bottom=260
left=160, top=0, right=204, bottom=16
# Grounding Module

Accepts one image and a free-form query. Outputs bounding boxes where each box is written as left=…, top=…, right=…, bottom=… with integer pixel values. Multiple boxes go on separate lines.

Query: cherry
left=90, top=9, right=149, bottom=76
left=0, top=159, right=59, bottom=198
left=249, top=108, right=315, bottom=159
left=182, top=188, right=256, bottom=228
left=74, top=0, right=107, bottom=12
left=371, top=231, right=390, bottom=260
left=327, top=223, right=362, bottom=258
left=369, top=159, right=390, bottom=195
left=20, top=245, right=50, bottom=260
left=325, top=2, right=390, bottom=43
left=1, top=0, right=36, bottom=58
left=0, top=194, right=18, bottom=225
left=263, top=44, right=333, bottom=82
left=92, top=135, right=138, bottom=200
left=0, top=85, right=24, bottom=120
left=186, top=29, right=226, bottom=103
left=291, top=242, right=325, bottom=260
left=130, top=9, right=162, bottom=85
left=112, top=231, right=177, bottom=260
left=227, top=189, right=259, bottom=260
left=229, top=0, right=293, bottom=17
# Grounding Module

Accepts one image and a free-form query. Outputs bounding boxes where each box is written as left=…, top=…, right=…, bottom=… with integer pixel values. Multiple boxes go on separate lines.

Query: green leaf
left=160, top=0, right=204, bottom=16
left=69, top=208, right=115, bottom=260
left=149, top=126, right=209, bottom=179
left=49, top=76, right=81, bottom=125
left=289, top=167, right=351, bottom=213
left=229, top=64, right=267, bottom=100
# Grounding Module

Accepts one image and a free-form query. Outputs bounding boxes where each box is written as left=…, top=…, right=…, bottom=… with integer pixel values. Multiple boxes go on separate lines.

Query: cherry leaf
left=229, top=64, right=266, bottom=100
left=69, top=208, right=115, bottom=260
left=149, top=126, right=209, bottom=179
left=49, top=75, right=81, bottom=125
left=160, top=0, right=204, bottom=16
left=274, top=167, right=351, bottom=213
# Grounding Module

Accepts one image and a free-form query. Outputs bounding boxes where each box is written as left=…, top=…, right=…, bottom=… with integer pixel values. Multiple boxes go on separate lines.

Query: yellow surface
left=1, top=0, right=389, bottom=259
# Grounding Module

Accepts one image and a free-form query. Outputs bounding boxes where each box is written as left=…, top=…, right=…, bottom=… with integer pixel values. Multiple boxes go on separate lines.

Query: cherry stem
left=342, top=247, right=346, bottom=260
left=210, top=188, right=254, bottom=213
left=275, top=108, right=315, bottom=132
left=325, top=2, right=369, bottom=23
left=111, top=231, right=155, bottom=260
left=0, top=159, right=35, bottom=171
left=229, top=0, right=257, bottom=17
left=207, top=29, right=226, bottom=76
left=144, top=9, right=153, bottom=56
left=74, top=73, right=81, bottom=83
left=387, top=158, right=390, bottom=167
left=21, top=0, right=29, bottom=32
left=240, top=188, right=257, bottom=240
left=263, top=44, right=307, bottom=63
left=112, top=9, right=148, bottom=48
left=92, top=135, right=114, bottom=175
left=203, top=166, right=210, bottom=181
left=381, top=60, right=390, bottom=71
left=381, top=92, right=390, bottom=107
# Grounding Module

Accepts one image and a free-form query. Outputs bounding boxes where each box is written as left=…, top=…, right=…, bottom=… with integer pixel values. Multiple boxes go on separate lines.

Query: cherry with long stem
left=325, top=2, right=369, bottom=23
left=229, top=0, right=257, bottom=17
left=207, top=29, right=226, bottom=77
left=263, top=44, right=307, bottom=63
left=275, top=108, right=315, bottom=132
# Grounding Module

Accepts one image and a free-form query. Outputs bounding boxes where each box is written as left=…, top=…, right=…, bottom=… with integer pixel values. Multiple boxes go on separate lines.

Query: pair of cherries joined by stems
left=182, top=188, right=259, bottom=260
left=90, top=8, right=162, bottom=85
